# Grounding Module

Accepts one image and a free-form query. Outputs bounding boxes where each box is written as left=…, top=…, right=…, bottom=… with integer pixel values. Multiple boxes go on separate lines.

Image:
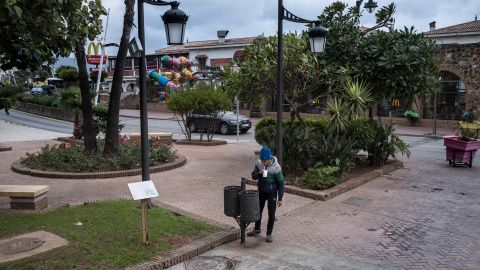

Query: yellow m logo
left=392, top=99, right=400, bottom=106
left=87, top=42, right=106, bottom=57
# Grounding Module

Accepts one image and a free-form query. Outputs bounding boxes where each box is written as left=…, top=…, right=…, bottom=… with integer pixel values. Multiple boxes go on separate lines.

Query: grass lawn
left=0, top=200, right=222, bottom=269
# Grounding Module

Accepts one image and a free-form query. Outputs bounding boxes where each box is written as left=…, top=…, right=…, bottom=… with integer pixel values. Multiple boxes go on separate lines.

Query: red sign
left=87, top=56, right=106, bottom=64
left=90, top=68, right=105, bottom=71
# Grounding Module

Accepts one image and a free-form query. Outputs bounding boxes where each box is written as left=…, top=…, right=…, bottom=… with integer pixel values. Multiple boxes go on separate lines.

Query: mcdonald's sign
left=87, top=42, right=106, bottom=64
left=392, top=99, right=400, bottom=106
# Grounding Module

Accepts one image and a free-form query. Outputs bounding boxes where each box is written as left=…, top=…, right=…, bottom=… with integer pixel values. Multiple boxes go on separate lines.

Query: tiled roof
left=359, top=26, right=377, bottom=36
left=424, top=20, right=480, bottom=35
left=155, top=37, right=255, bottom=54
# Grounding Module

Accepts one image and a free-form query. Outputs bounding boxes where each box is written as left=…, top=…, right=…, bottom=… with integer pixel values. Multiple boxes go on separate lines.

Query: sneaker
left=266, top=235, right=273, bottom=243
left=247, top=230, right=261, bottom=237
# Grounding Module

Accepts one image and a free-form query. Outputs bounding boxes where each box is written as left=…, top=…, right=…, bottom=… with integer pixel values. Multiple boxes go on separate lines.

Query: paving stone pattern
left=1, top=137, right=480, bottom=269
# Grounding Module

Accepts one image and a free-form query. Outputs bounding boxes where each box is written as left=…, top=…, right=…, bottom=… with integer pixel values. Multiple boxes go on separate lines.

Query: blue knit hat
left=260, top=147, right=271, bottom=160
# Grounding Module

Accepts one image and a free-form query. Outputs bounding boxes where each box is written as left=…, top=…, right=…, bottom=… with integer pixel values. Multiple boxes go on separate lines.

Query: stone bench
left=129, top=132, right=173, bottom=141
left=0, top=185, right=49, bottom=210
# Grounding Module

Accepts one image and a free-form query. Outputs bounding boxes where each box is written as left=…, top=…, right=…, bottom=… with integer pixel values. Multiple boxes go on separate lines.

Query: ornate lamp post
left=137, top=0, right=188, bottom=184
left=134, top=0, right=187, bottom=244
left=276, top=1, right=327, bottom=167
left=276, top=1, right=376, bottom=166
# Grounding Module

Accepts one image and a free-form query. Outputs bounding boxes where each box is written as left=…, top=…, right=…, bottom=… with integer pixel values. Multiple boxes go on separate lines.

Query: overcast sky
left=99, top=0, right=479, bottom=56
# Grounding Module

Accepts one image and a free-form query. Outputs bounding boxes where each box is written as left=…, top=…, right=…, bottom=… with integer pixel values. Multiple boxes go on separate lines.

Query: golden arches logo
left=87, top=42, right=106, bottom=57
left=87, top=42, right=106, bottom=64
left=392, top=99, right=400, bottom=106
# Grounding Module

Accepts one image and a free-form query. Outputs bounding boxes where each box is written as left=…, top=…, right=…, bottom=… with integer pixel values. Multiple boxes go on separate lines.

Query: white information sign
left=128, top=180, right=159, bottom=200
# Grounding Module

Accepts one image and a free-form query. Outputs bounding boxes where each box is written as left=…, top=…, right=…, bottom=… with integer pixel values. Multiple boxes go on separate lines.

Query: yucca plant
left=343, top=79, right=373, bottom=119
left=324, top=98, right=349, bottom=135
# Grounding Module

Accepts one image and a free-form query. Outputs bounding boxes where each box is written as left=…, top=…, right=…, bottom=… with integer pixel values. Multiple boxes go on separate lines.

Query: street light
left=136, top=0, right=188, bottom=244
left=357, top=0, right=378, bottom=13
left=276, top=1, right=373, bottom=167
left=276, top=1, right=328, bottom=167
left=137, top=0, right=188, bottom=185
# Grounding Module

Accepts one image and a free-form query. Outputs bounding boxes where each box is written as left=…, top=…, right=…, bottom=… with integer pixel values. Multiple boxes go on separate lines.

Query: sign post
left=127, top=180, right=159, bottom=244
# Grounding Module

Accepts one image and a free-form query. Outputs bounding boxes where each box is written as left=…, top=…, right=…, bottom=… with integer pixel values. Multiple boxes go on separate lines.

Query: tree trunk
left=75, top=41, right=97, bottom=151
left=103, top=0, right=136, bottom=158
left=73, top=113, right=82, bottom=139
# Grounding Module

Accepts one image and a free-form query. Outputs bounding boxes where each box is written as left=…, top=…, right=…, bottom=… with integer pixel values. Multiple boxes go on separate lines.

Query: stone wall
left=436, top=43, right=480, bottom=115
left=13, top=102, right=77, bottom=122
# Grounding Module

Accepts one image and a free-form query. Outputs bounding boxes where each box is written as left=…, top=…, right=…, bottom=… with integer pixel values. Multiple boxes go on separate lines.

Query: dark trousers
left=254, top=191, right=277, bottom=235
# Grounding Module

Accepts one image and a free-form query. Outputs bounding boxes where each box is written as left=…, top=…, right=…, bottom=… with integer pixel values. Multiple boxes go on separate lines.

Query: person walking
left=247, top=147, right=284, bottom=243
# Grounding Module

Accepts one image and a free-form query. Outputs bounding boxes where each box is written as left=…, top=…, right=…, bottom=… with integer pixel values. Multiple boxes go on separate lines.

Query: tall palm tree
left=57, top=88, right=83, bottom=139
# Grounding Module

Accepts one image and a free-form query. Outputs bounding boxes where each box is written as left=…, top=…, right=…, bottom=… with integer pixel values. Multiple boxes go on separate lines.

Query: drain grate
left=0, top=238, right=44, bottom=254
left=184, top=256, right=236, bottom=270
left=341, top=197, right=372, bottom=206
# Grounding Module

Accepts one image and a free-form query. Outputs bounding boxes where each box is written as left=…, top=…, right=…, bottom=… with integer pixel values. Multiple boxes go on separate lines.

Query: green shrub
left=21, top=136, right=175, bottom=172
left=13, top=93, right=33, bottom=103
left=92, top=105, right=109, bottom=120
left=311, top=133, right=358, bottom=177
left=31, top=94, right=56, bottom=107
left=301, top=166, right=340, bottom=190
left=366, top=118, right=410, bottom=166
left=0, top=84, right=25, bottom=98
left=346, top=117, right=376, bottom=151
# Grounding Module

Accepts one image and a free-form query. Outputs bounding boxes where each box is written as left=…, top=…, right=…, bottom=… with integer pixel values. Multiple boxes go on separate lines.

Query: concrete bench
left=129, top=132, right=173, bottom=141
left=0, top=185, right=49, bottom=210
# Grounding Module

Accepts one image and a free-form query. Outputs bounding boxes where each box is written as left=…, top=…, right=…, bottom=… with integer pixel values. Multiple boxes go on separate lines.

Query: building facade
left=424, top=19, right=480, bottom=120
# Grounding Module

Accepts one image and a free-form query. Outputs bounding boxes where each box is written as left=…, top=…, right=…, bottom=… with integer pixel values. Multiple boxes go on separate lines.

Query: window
left=124, top=59, right=132, bottom=69
left=147, top=56, right=158, bottom=68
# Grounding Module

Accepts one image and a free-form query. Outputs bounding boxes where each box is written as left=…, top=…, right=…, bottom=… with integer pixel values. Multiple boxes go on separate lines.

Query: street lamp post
left=136, top=0, right=188, bottom=244
left=276, top=1, right=327, bottom=167
left=137, top=0, right=188, bottom=184
left=276, top=0, right=376, bottom=166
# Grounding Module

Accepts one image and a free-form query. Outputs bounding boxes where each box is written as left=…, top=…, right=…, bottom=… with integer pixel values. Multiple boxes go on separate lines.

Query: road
left=0, top=109, right=256, bottom=143
left=3, top=109, right=476, bottom=166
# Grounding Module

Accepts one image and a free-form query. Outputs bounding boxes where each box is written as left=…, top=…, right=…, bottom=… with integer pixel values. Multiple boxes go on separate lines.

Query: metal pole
left=276, top=0, right=283, bottom=167
left=433, top=92, right=437, bottom=134
left=138, top=0, right=150, bottom=244
left=356, top=0, right=364, bottom=9
left=236, top=96, right=240, bottom=141
left=240, top=177, right=246, bottom=244
left=95, top=8, right=110, bottom=106
left=138, top=0, right=150, bottom=183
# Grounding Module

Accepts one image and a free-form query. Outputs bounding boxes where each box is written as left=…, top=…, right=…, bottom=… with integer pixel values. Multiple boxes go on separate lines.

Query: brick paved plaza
left=1, top=120, right=479, bottom=269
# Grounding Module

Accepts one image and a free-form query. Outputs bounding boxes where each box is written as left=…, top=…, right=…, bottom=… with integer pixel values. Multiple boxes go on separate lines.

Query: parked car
left=186, top=111, right=251, bottom=135
left=41, top=85, right=57, bottom=95
left=29, top=86, right=45, bottom=95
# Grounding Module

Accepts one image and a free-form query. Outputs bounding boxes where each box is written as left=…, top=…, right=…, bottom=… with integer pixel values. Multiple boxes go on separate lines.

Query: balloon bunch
left=148, top=55, right=199, bottom=102
left=161, top=55, right=192, bottom=70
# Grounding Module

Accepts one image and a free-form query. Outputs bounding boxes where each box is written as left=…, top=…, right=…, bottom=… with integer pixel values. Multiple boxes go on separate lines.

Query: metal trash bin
left=224, top=186, right=241, bottom=217
left=239, top=190, right=260, bottom=222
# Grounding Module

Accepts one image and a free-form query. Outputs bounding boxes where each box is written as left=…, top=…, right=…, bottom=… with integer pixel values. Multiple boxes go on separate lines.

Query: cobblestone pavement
left=1, top=119, right=480, bottom=269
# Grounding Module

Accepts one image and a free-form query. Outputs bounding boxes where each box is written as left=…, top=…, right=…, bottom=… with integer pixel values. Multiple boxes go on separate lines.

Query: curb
left=120, top=114, right=179, bottom=121
left=11, top=155, right=186, bottom=179
left=175, top=139, right=227, bottom=146
left=395, top=133, right=446, bottom=140
left=127, top=201, right=238, bottom=270
left=246, top=160, right=403, bottom=201
left=0, top=143, right=12, bottom=152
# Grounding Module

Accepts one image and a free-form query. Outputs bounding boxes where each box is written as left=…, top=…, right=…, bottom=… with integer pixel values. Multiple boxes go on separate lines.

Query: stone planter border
left=246, top=160, right=403, bottom=201
left=11, top=155, right=186, bottom=179
left=175, top=139, right=227, bottom=146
